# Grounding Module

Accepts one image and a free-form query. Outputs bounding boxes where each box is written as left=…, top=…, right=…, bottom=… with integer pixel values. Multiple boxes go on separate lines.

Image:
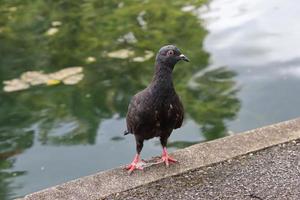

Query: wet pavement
left=106, top=140, right=300, bottom=200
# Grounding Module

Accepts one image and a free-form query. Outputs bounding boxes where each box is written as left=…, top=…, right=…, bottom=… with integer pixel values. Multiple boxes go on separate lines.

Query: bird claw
left=159, top=147, right=177, bottom=167
left=161, top=155, right=177, bottom=167
left=125, top=163, right=144, bottom=175
left=125, top=154, right=144, bottom=175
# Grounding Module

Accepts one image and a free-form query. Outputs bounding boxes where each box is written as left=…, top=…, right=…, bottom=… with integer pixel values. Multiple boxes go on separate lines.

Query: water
left=0, top=0, right=299, bottom=199
left=201, top=0, right=300, bottom=131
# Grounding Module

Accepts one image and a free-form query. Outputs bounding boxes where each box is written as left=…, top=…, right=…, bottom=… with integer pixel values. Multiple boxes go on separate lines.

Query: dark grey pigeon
left=124, top=45, right=189, bottom=174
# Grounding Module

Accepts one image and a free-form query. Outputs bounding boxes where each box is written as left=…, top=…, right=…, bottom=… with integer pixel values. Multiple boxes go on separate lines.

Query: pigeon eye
left=167, top=50, right=174, bottom=56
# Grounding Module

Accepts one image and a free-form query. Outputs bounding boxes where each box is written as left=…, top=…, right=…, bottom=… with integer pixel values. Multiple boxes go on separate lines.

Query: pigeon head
left=155, top=45, right=189, bottom=68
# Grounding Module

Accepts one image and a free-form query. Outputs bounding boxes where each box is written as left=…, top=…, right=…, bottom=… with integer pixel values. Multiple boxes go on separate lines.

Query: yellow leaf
left=46, top=79, right=61, bottom=86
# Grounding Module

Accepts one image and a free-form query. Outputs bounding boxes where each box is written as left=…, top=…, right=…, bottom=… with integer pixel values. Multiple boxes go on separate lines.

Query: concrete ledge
left=20, top=118, right=300, bottom=200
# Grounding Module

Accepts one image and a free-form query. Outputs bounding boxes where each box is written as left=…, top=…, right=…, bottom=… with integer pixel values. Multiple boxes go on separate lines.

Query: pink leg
left=161, top=147, right=177, bottom=167
left=125, top=154, right=143, bottom=175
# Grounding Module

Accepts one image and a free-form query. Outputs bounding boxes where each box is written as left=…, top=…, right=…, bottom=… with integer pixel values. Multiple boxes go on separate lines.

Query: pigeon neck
left=151, top=62, right=174, bottom=90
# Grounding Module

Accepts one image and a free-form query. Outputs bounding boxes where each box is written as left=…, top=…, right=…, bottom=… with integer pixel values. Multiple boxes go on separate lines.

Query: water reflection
left=0, top=128, right=33, bottom=200
left=0, top=0, right=239, bottom=198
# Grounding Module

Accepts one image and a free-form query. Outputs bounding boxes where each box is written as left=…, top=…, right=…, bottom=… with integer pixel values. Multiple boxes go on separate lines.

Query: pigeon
left=124, top=45, right=189, bottom=174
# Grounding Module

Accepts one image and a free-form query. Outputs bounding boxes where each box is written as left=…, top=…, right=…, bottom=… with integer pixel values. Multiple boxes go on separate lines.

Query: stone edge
left=19, top=118, right=300, bottom=200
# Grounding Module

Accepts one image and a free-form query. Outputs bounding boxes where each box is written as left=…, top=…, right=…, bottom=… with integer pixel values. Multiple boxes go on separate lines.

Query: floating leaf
left=8, top=7, right=17, bottom=12
left=137, top=11, right=147, bottom=30
left=46, top=27, right=59, bottom=36
left=62, top=74, right=84, bottom=85
left=21, top=71, right=48, bottom=85
left=3, top=66, right=84, bottom=92
left=3, top=79, right=29, bottom=92
left=132, top=50, right=154, bottom=62
left=49, top=67, right=83, bottom=80
left=86, top=56, right=96, bottom=63
left=117, top=32, right=137, bottom=44
left=106, top=49, right=134, bottom=59
left=51, top=21, right=62, bottom=26
left=181, top=5, right=196, bottom=12
left=46, top=79, right=61, bottom=86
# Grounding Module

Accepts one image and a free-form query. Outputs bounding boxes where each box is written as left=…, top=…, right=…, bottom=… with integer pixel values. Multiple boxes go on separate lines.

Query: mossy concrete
left=19, top=118, right=300, bottom=200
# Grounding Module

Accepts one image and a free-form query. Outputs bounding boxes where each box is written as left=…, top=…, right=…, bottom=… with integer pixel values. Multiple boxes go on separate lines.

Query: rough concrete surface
left=19, top=118, right=300, bottom=200
left=106, top=140, right=300, bottom=200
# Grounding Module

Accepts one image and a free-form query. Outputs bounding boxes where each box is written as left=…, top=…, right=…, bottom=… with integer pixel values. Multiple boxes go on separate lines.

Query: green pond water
left=1, top=0, right=300, bottom=199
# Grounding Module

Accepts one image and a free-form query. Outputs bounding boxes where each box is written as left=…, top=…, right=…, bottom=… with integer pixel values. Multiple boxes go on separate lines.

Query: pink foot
left=161, top=147, right=177, bottom=167
left=125, top=154, right=143, bottom=175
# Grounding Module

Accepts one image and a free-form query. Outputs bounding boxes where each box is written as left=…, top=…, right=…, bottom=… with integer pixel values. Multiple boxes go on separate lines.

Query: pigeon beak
left=179, top=54, right=190, bottom=62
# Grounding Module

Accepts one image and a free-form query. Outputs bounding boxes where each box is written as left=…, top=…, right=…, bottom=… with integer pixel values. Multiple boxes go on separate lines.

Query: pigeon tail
left=124, top=130, right=131, bottom=135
